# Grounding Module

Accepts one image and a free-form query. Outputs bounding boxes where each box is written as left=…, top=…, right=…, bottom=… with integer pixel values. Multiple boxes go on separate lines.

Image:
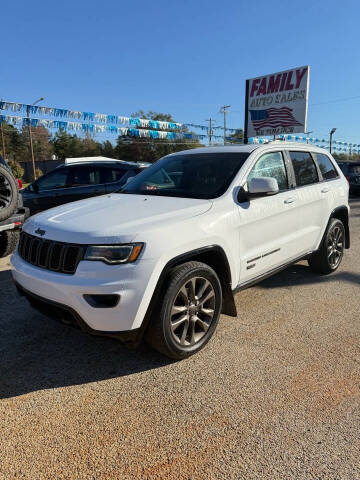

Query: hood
left=24, top=193, right=212, bottom=244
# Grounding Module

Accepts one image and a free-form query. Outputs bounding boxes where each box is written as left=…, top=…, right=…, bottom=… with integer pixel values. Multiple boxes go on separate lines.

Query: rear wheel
left=146, top=261, right=222, bottom=360
left=0, top=164, right=19, bottom=221
left=0, top=230, right=20, bottom=258
left=308, top=218, right=345, bottom=274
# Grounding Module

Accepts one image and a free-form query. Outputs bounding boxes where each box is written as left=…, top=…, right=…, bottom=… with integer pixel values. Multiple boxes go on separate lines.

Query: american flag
left=249, top=107, right=302, bottom=131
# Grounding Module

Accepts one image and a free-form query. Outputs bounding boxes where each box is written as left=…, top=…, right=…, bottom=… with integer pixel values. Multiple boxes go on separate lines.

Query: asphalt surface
left=0, top=198, right=359, bottom=480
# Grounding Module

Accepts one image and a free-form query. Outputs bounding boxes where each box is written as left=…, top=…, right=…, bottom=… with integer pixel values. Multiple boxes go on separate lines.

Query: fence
left=19, top=159, right=63, bottom=182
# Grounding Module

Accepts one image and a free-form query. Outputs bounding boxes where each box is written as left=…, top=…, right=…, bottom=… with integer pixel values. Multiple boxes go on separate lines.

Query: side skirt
left=233, top=252, right=313, bottom=294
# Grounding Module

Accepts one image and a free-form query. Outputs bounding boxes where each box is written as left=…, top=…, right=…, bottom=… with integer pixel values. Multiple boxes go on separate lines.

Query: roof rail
left=65, top=156, right=123, bottom=164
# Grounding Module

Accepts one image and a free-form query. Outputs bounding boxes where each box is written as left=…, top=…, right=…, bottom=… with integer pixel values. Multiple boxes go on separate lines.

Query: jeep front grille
left=18, top=232, right=85, bottom=274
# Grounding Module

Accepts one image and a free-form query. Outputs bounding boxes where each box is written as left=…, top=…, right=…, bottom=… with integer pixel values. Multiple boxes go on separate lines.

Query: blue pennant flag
left=129, top=118, right=141, bottom=127
left=149, top=120, right=159, bottom=130
left=83, top=112, right=95, bottom=122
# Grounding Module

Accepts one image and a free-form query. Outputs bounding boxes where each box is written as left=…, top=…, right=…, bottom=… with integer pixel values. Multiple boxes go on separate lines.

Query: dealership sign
left=244, top=65, right=310, bottom=139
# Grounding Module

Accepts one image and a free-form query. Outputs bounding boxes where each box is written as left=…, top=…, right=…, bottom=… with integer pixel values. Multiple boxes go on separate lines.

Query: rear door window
left=290, top=151, right=319, bottom=187
left=315, top=154, right=339, bottom=180
left=101, top=166, right=128, bottom=183
left=67, top=166, right=101, bottom=186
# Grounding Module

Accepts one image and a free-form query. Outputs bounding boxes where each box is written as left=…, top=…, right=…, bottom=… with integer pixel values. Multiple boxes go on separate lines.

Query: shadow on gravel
left=0, top=269, right=173, bottom=399
left=259, top=263, right=360, bottom=289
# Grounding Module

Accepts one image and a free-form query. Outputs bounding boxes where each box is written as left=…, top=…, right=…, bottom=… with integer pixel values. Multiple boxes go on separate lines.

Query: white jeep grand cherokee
left=12, top=143, right=350, bottom=359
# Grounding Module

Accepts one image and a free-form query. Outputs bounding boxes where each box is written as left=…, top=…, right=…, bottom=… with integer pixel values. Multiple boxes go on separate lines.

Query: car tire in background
left=0, top=230, right=20, bottom=258
left=308, top=218, right=345, bottom=275
left=146, top=261, right=222, bottom=360
left=0, top=164, right=19, bottom=221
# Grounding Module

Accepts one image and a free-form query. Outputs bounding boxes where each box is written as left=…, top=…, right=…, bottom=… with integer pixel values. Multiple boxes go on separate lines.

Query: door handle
left=284, top=197, right=296, bottom=204
left=321, top=187, right=329, bottom=193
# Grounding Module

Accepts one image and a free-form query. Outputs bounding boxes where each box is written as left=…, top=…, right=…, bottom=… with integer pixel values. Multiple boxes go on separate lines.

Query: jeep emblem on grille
left=35, top=228, right=46, bottom=237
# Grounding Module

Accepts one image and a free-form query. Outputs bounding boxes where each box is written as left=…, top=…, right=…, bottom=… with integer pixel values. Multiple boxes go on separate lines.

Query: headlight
left=84, top=243, right=143, bottom=264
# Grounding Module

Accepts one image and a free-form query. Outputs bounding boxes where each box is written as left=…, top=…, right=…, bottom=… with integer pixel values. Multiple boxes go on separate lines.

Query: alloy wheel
left=170, top=276, right=216, bottom=346
left=327, top=225, right=344, bottom=269
left=0, top=173, right=12, bottom=209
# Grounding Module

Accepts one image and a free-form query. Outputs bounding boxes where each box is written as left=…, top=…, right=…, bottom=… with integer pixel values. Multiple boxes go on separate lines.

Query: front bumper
left=0, top=207, right=30, bottom=232
left=11, top=250, right=158, bottom=333
left=15, top=282, right=140, bottom=344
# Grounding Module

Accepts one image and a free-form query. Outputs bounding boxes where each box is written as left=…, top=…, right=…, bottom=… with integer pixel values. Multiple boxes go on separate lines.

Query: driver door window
left=35, top=168, right=68, bottom=191
left=247, top=152, right=288, bottom=191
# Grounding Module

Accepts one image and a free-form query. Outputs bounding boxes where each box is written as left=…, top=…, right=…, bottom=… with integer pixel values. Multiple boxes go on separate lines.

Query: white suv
left=11, top=143, right=350, bottom=359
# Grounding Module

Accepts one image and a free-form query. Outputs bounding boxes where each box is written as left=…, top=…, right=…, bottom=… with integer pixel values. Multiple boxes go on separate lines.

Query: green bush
left=8, top=160, right=24, bottom=180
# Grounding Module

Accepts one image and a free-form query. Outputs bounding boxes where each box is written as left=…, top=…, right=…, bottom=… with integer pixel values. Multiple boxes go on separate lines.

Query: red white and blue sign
left=245, top=66, right=310, bottom=138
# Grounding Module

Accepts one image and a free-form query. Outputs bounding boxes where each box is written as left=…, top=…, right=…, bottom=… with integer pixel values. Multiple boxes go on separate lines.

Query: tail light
left=17, top=179, right=23, bottom=189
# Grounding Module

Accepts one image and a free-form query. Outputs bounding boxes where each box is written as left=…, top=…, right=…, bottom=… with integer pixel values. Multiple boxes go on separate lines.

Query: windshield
left=120, top=152, right=250, bottom=199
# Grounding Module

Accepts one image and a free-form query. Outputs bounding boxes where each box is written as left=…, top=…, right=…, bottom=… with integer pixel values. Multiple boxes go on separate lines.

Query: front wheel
left=308, top=218, right=345, bottom=274
left=146, top=261, right=222, bottom=360
left=0, top=230, right=20, bottom=258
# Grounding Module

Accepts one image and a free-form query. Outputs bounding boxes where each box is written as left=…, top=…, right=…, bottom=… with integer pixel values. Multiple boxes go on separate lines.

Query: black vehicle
left=0, top=155, right=29, bottom=258
left=22, top=159, right=148, bottom=215
left=337, top=161, right=360, bottom=195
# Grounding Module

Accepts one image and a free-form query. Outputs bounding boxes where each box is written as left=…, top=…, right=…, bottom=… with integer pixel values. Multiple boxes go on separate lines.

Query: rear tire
left=0, top=164, right=19, bottom=221
left=0, top=230, right=20, bottom=258
left=308, top=218, right=345, bottom=274
left=146, top=261, right=222, bottom=360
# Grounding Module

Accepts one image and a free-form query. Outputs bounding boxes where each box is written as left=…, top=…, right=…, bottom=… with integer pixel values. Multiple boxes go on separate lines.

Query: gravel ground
left=0, top=198, right=359, bottom=480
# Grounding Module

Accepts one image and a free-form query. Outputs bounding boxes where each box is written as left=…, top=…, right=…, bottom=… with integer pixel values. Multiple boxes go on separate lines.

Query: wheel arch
left=330, top=205, right=350, bottom=248
left=139, top=245, right=237, bottom=344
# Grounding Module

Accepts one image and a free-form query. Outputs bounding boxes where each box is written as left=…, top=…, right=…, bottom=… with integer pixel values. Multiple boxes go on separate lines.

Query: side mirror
left=237, top=177, right=279, bottom=203
left=248, top=177, right=279, bottom=197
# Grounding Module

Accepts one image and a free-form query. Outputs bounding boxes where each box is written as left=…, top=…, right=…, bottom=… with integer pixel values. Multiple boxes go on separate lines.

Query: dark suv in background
left=22, top=159, right=148, bottom=215
left=337, top=161, right=360, bottom=195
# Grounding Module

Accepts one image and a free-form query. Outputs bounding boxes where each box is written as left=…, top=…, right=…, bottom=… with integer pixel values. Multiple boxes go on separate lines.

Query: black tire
left=0, top=230, right=20, bottom=258
left=0, top=164, right=19, bottom=221
left=146, top=261, right=222, bottom=360
left=308, top=218, right=345, bottom=275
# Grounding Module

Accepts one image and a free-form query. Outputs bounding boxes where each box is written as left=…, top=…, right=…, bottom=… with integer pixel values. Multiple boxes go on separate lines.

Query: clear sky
left=2, top=0, right=360, bottom=143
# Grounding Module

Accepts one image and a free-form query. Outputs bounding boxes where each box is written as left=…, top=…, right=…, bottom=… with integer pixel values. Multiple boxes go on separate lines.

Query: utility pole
left=205, top=118, right=215, bottom=146
left=27, top=97, right=44, bottom=180
left=220, top=105, right=231, bottom=145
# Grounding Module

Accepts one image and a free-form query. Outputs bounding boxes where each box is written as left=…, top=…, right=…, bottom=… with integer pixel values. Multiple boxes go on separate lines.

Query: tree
left=332, top=152, right=360, bottom=162
left=27, top=125, right=54, bottom=162
left=131, top=110, right=174, bottom=122
left=0, top=122, right=23, bottom=162
left=81, top=134, right=101, bottom=157
left=51, top=130, right=86, bottom=160
left=100, top=140, right=116, bottom=158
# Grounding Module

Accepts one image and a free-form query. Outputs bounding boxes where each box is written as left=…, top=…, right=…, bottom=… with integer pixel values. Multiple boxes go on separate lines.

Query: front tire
left=0, top=164, right=19, bottom=222
left=0, top=230, right=20, bottom=258
left=308, top=218, right=345, bottom=274
left=146, top=261, right=222, bottom=360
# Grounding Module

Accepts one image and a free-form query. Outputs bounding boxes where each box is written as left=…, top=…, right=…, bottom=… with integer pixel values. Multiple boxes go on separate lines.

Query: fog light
left=83, top=294, right=120, bottom=308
